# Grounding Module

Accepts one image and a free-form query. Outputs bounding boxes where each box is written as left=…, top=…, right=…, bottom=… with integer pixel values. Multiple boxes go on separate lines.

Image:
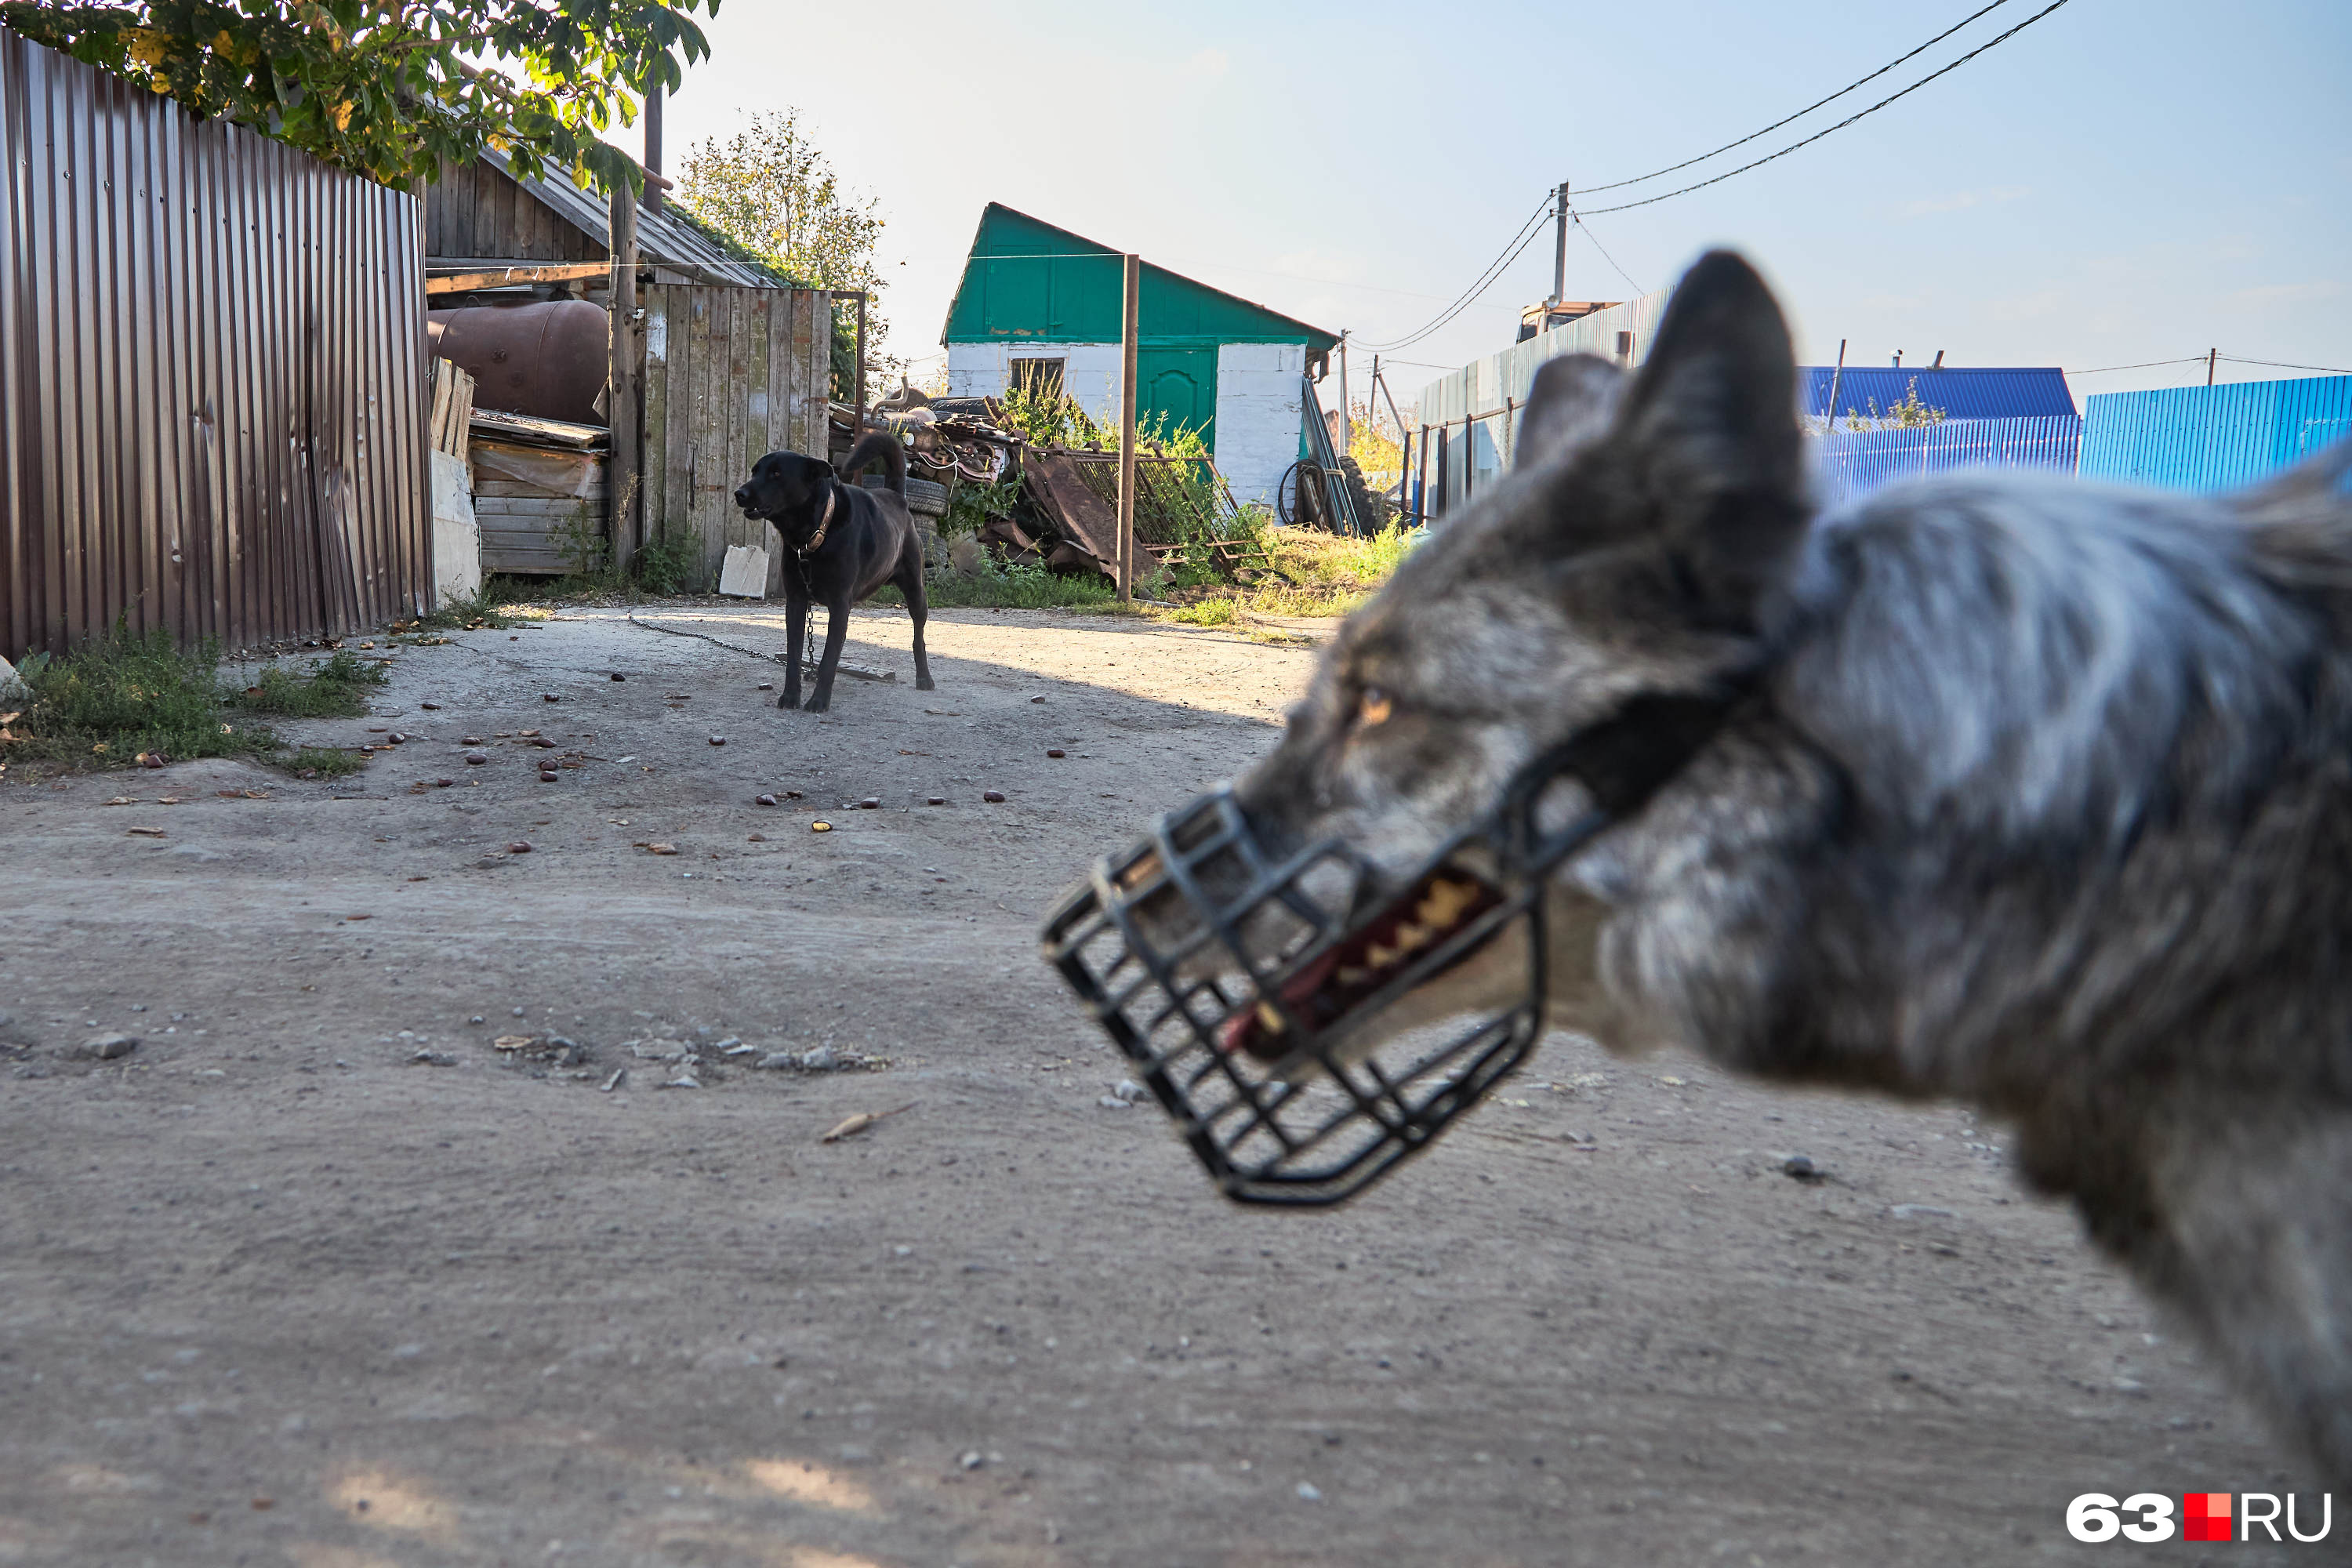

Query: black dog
left=733, top=433, right=934, bottom=712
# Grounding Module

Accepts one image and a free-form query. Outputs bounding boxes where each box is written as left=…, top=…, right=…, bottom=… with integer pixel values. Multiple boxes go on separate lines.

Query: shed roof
left=1801, top=365, right=2076, bottom=421
left=942, top=203, right=1338, bottom=354
left=472, top=149, right=794, bottom=290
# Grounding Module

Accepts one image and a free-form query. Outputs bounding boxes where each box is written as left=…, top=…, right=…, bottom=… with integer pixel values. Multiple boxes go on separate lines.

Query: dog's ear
left=1612, top=250, right=1807, bottom=627
left=1515, top=354, right=1621, bottom=469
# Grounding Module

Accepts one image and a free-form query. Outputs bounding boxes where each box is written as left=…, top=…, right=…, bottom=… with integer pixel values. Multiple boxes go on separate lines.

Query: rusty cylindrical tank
left=426, top=299, right=608, bottom=425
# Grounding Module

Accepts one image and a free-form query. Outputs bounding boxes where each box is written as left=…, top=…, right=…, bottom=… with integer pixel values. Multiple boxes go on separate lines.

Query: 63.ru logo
left=2067, top=1492, right=2333, bottom=1543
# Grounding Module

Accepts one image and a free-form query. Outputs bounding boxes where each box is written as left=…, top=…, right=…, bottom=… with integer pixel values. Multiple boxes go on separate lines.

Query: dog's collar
left=800, top=486, right=837, bottom=556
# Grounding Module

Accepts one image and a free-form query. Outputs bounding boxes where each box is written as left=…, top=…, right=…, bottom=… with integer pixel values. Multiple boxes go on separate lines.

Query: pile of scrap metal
left=822, top=387, right=1246, bottom=579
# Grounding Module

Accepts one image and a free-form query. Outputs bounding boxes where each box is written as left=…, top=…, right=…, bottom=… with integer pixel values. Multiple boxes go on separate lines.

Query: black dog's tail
left=841, top=432, right=907, bottom=497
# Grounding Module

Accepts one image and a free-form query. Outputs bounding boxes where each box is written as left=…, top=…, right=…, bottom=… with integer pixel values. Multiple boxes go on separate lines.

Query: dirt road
left=0, top=604, right=2307, bottom=1565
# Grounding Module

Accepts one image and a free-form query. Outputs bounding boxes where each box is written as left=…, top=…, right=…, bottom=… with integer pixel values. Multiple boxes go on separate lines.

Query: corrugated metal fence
left=1815, top=416, right=2082, bottom=507
left=1414, top=290, right=1667, bottom=514
left=1, top=28, right=429, bottom=662
left=2080, top=376, right=2352, bottom=492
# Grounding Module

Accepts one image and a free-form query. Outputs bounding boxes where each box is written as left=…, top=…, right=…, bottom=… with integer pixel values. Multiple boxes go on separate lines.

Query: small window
left=1010, top=358, right=1065, bottom=399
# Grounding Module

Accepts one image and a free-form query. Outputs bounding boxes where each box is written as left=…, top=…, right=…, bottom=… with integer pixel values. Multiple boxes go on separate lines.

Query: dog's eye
left=1356, top=687, right=1394, bottom=729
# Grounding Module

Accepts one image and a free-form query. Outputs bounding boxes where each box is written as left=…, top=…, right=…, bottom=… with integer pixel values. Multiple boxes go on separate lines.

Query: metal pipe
left=1117, top=254, right=1140, bottom=603
left=1824, top=338, right=1847, bottom=428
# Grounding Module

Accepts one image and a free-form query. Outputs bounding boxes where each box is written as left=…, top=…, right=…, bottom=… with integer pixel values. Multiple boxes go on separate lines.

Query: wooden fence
left=641, top=284, right=831, bottom=590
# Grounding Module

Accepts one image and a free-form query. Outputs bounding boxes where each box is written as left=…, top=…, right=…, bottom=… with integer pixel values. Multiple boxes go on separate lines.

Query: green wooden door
left=1136, top=347, right=1217, bottom=451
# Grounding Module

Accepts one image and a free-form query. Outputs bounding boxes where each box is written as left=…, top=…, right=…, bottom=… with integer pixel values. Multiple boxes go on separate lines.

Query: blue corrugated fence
left=2079, top=376, right=2352, bottom=492
left=1814, top=416, right=2082, bottom=507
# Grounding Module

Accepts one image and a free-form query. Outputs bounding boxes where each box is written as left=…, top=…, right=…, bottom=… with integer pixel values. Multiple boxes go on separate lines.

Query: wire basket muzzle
left=1040, top=785, right=1559, bottom=1206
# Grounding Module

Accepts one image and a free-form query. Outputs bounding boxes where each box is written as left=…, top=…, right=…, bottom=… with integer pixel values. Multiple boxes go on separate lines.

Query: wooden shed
left=426, top=154, right=833, bottom=590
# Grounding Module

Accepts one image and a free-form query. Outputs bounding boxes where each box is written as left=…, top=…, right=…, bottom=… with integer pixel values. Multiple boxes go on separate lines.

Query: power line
left=1357, top=197, right=1554, bottom=352
left=2222, top=354, right=2352, bottom=376
left=2068, top=358, right=2207, bottom=376
left=1579, top=0, right=2016, bottom=194
left=1577, top=0, right=2074, bottom=217
left=1572, top=214, right=1646, bottom=296
left=2067, top=355, right=2352, bottom=378
left=1367, top=219, right=1558, bottom=354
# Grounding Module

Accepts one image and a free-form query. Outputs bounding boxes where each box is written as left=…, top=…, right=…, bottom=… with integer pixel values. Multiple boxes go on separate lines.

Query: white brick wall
left=945, top=339, right=1306, bottom=509
left=946, top=343, right=1123, bottom=423
left=1213, top=342, right=1305, bottom=507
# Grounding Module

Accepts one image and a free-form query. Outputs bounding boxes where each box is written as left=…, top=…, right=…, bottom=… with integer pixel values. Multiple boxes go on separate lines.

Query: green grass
left=231, top=648, right=387, bottom=717
left=1165, top=597, right=1238, bottom=626
left=401, top=588, right=531, bottom=633
left=874, top=565, right=1123, bottom=612
left=1, top=624, right=399, bottom=778
left=284, top=746, right=368, bottom=779
left=1265, top=521, right=1417, bottom=592
left=4, top=628, right=280, bottom=769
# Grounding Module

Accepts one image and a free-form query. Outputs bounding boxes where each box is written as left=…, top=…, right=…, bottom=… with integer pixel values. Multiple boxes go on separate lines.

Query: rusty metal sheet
left=1, top=28, right=430, bottom=661
left=1021, top=452, right=1118, bottom=573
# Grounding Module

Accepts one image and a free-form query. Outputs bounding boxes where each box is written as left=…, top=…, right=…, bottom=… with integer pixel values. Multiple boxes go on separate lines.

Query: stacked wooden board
left=469, top=409, right=608, bottom=575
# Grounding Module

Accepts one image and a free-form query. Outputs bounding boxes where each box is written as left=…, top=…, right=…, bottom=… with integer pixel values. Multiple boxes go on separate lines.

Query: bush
left=633, top=528, right=702, bottom=597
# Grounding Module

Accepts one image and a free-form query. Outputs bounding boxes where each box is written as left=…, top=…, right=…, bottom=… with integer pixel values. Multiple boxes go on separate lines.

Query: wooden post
left=608, top=177, right=642, bottom=572
left=643, top=82, right=664, bottom=215
left=854, top=292, right=869, bottom=435
left=1117, top=253, right=1140, bottom=604
left=2207, top=347, right=2217, bottom=387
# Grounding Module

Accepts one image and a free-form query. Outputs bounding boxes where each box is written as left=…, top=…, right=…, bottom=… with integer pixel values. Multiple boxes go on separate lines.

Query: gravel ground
left=0, top=602, right=2310, bottom=1566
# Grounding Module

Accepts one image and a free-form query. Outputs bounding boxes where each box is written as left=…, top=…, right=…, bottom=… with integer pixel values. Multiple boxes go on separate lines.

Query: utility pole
left=643, top=82, right=664, bottom=215
left=1552, top=180, right=1570, bottom=309
left=2207, top=347, right=2217, bottom=387
left=1824, top=338, right=1846, bottom=427
left=1336, top=332, right=1351, bottom=456
left=1117, top=253, right=1140, bottom=604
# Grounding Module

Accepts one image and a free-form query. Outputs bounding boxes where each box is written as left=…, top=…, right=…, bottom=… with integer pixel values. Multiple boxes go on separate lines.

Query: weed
left=1166, top=597, right=1238, bottom=626
left=2, top=626, right=281, bottom=769
left=940, top=473, right=1018, bottom=540
left=632, top=528, right=702, bottom=596
left=1266, top=521, right=1417, bottom=590
left=231, top=648, right=387, bottom=718
left=401, top=589, right=522, bottom=633
left=871, top=564, right=1120, bottom=612
left=283, top=746, right=366, bottom=779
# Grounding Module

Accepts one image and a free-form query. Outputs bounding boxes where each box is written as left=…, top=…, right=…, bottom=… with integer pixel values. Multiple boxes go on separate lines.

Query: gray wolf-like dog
left=1218, top=252, right=2352, bottom=1479
left=734, top=432, right=935, bottom=711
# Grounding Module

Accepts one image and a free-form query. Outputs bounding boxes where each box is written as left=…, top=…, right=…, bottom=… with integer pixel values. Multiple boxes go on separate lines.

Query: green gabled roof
left=940, top=203, right=1339, bottom=354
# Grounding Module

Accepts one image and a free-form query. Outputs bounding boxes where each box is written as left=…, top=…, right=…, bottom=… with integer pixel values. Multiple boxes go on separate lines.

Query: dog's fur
left=1226, top=251, right=2352, bottom=1479
left=734, top=434, right=934, bottom=710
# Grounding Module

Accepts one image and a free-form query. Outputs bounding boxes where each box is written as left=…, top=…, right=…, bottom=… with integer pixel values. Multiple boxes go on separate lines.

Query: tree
left=1811, top=376, right=1947, bottom=434
left=0, top=1, right=715, bottom=193
left=674, top=111, right=887, bottom=401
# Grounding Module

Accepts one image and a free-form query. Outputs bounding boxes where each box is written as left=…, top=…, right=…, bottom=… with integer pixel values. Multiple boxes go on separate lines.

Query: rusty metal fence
left=1, top=27, right=430, bottom=661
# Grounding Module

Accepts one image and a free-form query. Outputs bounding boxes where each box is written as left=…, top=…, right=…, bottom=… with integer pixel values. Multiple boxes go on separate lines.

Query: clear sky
left=655, top=0, right=2350, bottom=412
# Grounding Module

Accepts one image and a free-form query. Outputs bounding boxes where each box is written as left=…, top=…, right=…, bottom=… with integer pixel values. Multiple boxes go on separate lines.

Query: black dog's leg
left=899, top=550, right=936, bottom=692
left=807, top=593, right=851, bottom=713
left=780, top=578, right=806, bottom=710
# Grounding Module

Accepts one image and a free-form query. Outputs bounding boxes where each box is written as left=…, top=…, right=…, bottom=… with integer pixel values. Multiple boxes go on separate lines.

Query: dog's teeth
left=1366, top=942, right=1399, bottom=969
left=1393, top=920, right=1432, bottom=951
left=1256, top=1002, right=1285, bottom=1034
left=1337, top=965, right=1369, bottom=986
